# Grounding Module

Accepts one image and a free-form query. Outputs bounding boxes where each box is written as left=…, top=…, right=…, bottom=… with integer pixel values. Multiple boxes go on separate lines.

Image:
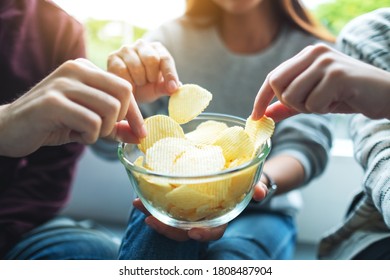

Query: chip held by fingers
left=168, top=84, right=212, bottom=124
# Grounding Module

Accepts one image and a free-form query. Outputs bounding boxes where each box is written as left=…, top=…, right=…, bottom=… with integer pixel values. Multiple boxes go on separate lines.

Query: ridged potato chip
left=227, top=164, right=258, bottom=203
left=213, top=126, right=254, bottom=163
left=138, top=175, right=173, bottom=209
left=171, top=145, right=225, bottom=176
left=165, top=185, right=213, bottom=210
left=185, top=120, right=228, bottom=145
left=245, top=116, right=275, bottom=153
left=138, top=115, right=185, bottom=153
left=133, top=156, right=144, bottom=168
left=168, top=84, right=212, bottom=124
left=145, top=137, right=194, bottom=173
left=187, top=178, right=231, bottom=208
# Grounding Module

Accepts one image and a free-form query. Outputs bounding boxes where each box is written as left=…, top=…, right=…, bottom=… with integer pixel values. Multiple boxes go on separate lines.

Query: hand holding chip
left=0, top=59, right=146, bottom=157
left=107, top=39, right=180, bottom=103
left=251, top=43, right=390, bottom=122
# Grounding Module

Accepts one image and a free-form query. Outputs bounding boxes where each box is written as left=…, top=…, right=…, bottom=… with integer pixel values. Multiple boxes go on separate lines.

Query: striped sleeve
left=337, top=8, right=390, bottom=228
left=350, top=115, right=390, bottom=228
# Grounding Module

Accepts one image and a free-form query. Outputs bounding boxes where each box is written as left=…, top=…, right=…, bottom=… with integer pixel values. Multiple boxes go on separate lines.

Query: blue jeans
left=119, top=207, right=296, bottom=260
left=4, top=217, right=119, bottom=260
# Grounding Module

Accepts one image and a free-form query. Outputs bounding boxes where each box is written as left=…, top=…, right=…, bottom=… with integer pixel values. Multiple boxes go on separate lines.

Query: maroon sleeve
left=0, top=0, right=87, bottom=257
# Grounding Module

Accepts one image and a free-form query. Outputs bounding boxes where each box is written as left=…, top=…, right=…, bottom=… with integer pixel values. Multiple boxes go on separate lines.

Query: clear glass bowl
left=118, top=113, right=271, bottom=229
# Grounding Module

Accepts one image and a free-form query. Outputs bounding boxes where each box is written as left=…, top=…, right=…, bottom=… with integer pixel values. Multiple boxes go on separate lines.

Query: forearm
left=263, top=154, right=305, bottom=195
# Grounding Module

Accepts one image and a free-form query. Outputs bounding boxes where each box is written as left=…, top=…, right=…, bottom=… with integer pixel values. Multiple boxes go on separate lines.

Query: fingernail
left=251, top=111, right=258, bottom=120
left=167, top=80, right=178, bottom=92
left=189, top=231, right=202, bottom=240
left=139, top=123, right=147, bottom=138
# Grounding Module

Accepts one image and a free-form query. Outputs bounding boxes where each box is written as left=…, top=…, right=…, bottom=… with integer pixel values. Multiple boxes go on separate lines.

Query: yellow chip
left=213, top=126, right=254, bottom=163
left=186, top=178, right=231, bottom=208
left=145, top=137, right=194, bottom=174
left=185, top=120, right=228, bottom=145
left=226, top=156, right=252, bottom=169
left=137, top=175, right=173, bottom=209
left=165, top=185, right=213, bottom=210
left=168, top=84, right=212, bottom=124
left=171, top=145, right=225, bottom=176
left=245, top=116, right=275, bottom=152
left=133, top=156, right=144, bottom=168
left=138, top=115, right=185, bottom=153
left=227, top=164, right=258, bottom=203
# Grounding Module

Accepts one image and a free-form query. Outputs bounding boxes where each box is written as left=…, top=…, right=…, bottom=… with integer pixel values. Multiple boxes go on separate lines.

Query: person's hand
left=107, top=39, right=180, bottom=103
left=0, top=59, right=146, bottom=157
left=132, top=180, right=269, bottom=242
left=133, top=198, right=227, bottom=242
left=252, top=43, right=390, bottom=122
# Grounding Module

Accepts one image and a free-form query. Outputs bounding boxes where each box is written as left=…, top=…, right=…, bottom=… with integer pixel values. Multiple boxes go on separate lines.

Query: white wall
left=296, top=140, right=364, bottom=243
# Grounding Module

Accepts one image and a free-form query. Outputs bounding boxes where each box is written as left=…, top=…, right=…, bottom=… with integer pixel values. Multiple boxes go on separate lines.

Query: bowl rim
left=117, top=112, right=271, bottom=179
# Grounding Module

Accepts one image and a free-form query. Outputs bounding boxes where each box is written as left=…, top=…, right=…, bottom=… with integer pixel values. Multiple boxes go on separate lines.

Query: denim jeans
left=4, top=217, right=119, bottom=260
left=119, top=207, right=296, bottom=260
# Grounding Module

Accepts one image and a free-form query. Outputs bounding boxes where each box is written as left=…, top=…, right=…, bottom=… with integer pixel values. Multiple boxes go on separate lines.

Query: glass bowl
left=118, top=113, right=271, bottom=229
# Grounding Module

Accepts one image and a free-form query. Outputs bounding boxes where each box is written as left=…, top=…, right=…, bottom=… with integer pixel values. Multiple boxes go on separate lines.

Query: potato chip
left=171, top=145, right=225, bottom=176
left=168, top=84, right=212, bottom=124
left=186, top=178, right=231, bottom=208
left=145, top=137, right=194, bottom=173
left=133, top=156, right=144, bottom=168
left=213, top=126, right=254, bottom=163
left=165, top=185, right=213, bottom=210
left=227, top=164, right=258, bottom=203
left=245, top=116, right=275, bottom=153
left=226, top=156, right=252, bottom=169
left=138, top=115, right=185, bottom=153
left=185, top=120, right=228, bottom=145
left=137, top=175, right=173, bottom=209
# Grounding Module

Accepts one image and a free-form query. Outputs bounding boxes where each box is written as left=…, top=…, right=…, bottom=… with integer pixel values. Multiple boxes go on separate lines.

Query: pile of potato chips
left=132, top=84, right=274, bottom=222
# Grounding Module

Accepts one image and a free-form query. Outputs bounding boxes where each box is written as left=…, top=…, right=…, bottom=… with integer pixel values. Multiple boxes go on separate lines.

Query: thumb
left=265, top=101, right=299, bottom=122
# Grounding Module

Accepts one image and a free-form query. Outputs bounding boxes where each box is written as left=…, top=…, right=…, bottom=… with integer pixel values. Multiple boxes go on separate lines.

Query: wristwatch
left=251, top=172, right=277, bottom=205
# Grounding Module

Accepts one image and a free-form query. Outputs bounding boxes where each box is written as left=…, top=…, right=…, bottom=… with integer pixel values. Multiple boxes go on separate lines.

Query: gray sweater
left=142, top=19, right=332, bottom=216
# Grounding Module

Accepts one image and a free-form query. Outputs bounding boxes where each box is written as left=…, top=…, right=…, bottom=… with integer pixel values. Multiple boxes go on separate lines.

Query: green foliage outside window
left=314, top=0, right=390, bottom=34
left=85, top=19, right=147, bottom=69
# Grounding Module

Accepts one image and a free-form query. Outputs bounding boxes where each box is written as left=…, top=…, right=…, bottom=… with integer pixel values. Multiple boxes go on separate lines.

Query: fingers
left=145, top=216, right=192, bottom=242
left=251, top=78, right=277, bottom=120
left=251, top=45, right=316, bottom=120
left=252, top=181, right=268, bottom=201
left=151, top=42, right=180, bottom=93
left=47, top=93, right=102, bottom=144
left=132, top=198, right=226, bottom=242
left=59, top=60, right=133, bottom=121
left=133, top=198, right=150, bottom=215
left=264, top=101, right=299, bottom=122
left=59, top=82, right=121, bottom=137
left=188, top=224, right=227, bottom=242
left=107, top=120, right=141, bottom=144
left=124, top=92, right=147, bottom=139
left=56, top=60, right=147, bottom=141
left=108, top=40, right=180, bottom=102
left=135, top=40, right=160, bottom=83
